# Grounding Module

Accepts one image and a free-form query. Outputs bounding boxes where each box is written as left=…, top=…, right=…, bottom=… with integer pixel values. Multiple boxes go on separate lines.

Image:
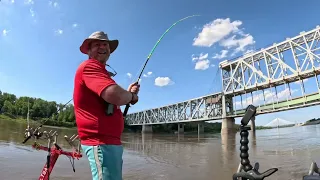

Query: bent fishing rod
left=21, top=15, right=200, bottom=133
left=122, top=14, right=200, bottom=116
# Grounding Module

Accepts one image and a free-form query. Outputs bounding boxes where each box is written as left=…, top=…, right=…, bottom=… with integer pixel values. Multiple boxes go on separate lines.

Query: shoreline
left=0, top=114, right=297, bottom=134
left=0, top=114, right=75, bottom=128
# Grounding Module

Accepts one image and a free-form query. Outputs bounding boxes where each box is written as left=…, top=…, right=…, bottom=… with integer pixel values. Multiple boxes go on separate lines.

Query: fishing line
left=122, top=14, right=201, bottom=116
left=130, top=60, right=146, bottom=84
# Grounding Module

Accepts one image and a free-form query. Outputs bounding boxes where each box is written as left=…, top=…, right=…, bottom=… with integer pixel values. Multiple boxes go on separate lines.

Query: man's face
left=88, top=40, right=111, bottom=64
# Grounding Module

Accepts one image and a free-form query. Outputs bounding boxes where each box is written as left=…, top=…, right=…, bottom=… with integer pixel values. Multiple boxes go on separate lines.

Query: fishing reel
left=23, top=126, right=58, bottom=141
left=232, top=105, right=278, bottom=180
left=23, top=126, right=81, bottom=150
left=23, top=126, right=44, bottom=144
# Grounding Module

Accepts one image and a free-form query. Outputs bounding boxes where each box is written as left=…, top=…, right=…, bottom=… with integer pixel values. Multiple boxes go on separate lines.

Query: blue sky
left=1, top=0, right=320, bottom=126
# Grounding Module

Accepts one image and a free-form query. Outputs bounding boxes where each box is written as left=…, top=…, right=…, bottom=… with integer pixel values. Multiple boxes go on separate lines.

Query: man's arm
left=100, top=85, right=136, bottom=106
left=82, top=61, right=134, bottom=106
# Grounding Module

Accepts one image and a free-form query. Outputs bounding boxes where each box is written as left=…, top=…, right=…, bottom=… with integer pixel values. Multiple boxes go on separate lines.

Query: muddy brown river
left=1, top=118, right=320, bottom=180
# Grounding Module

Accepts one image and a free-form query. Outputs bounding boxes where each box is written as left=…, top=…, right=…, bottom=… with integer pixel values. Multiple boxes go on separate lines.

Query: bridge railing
left=125, top=93, right=223, bottom=125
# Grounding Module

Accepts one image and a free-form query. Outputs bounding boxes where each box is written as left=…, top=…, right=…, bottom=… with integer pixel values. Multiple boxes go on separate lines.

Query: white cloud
left=143, top=71, right=152, bottom=77
left=1, top=0, right=14, bottom=4
left=54, top=29, right=63, bottom=35
left=192, top=18, right=256, bottom=60
left=2, top=29, right=9, bottom=36
left=24, top=0, right=34, bottom=5
left=192, top=53, right=211, bottom=70
left=49, top=1, right=59, bottom=8
left=220, top=34, right=255, bottom=53
left=195, top=59, right=210, bottom=70
left=72, top=23, right=78, bottom=28
left=154, top=77, right=174, bottom=87
left=193, top=18, right=242, bottom=47
left=2, top=0, right=15, bottom=3
left=212, top=50, right=228, bottom=59
left=126, top=73, right=132, bottom=78
left=29, top=8, right=35, bottom=17
left=192, top=53, right=208, bottom=61
left=244, top=49, right=255, bottom=55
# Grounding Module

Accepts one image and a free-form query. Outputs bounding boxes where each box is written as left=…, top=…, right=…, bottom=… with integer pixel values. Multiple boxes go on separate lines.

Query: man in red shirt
left=73, top=31, right=140, bottom=180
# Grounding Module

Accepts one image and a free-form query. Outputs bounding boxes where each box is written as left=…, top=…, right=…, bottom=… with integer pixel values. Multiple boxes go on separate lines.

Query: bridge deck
left=230, top=92, right=320, bottom=118
left=125, top=92, right=320, bottom=125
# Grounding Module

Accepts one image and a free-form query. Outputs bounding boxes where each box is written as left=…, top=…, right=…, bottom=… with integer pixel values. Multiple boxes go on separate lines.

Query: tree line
left=0, top=89, right=223, bottom=132
left=0, top=90, right=75, bottom=127
left=0, top=90, right=231, bottom=133
left=0, top=89, right=271, bottom=133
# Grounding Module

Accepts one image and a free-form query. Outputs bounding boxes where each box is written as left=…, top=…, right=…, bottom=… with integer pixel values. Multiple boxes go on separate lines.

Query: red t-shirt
left=73, top=59, right=124, bottom=145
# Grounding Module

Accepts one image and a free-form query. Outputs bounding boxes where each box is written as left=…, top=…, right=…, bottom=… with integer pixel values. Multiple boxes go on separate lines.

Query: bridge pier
left=198, top=122, right=205, bottom=135
left=178, top=123, right=184, bottom=134
left=251, top=116, right=256, bottom=132
left=142, top=125, right=153, bottom=133
left=221, top=117, right=236, bottom=134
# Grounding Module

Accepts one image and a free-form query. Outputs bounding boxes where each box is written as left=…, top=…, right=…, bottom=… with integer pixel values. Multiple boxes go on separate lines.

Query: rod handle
left=123, top=104, right=130, bottom=117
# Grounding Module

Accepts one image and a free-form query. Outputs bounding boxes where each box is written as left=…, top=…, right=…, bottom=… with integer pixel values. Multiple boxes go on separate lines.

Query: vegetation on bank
left=0, top=90, right=277, bottom=133
left=303, top=118, right=320, bottom=126
left=0, top=90, right=76, bottom=128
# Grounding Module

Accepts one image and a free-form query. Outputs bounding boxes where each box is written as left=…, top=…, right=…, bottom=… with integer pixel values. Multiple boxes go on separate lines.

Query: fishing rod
left=122, top=14, right=201, bottom=117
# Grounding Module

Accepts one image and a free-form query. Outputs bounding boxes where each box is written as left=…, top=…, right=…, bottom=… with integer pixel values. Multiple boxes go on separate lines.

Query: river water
left=1, top=119, right=320, bottom=180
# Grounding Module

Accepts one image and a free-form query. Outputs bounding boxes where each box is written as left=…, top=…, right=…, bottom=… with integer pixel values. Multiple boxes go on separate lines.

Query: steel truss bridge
left=125, top=25, right=320, bottom=126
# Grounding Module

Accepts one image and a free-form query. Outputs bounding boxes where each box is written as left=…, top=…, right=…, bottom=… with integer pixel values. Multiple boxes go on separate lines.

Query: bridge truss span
left=125, top=93, right=223, bottom=125
left=220, top=25, right=320, bottom=96
left=126, top=25, right=320, bottom=126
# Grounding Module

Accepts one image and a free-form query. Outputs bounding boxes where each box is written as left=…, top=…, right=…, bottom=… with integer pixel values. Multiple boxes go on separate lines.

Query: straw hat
left=80, top=31, right=119, bottom=54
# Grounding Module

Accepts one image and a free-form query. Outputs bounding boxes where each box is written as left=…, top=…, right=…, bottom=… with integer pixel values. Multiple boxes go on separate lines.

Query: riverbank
left=0, top=113, right=274, bottom=134
left=0, top=113, right=75, bottom=128
left=0, top=114, right=137, bottom=132
left=301, top=118, right=320, bottom=126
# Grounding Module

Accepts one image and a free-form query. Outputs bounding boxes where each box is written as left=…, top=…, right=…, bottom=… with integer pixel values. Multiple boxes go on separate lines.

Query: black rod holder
left=232, top=105, right=278, bottom=180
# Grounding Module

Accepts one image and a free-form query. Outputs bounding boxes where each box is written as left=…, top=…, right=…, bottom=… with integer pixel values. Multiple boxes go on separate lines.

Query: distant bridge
left=125, top=25, right=320, bottom=134
left=263, top=118, right=295, bottom=127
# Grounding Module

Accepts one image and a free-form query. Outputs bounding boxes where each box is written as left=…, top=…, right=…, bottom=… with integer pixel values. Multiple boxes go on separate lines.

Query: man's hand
left=127, top=81, right=140, bottom=94
left=128, top=81, right=140, bottom=105
left=130, top=93, right=139, bottom=105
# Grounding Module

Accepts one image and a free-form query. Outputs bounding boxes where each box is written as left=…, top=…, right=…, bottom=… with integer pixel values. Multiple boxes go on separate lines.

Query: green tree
left=0, top=89, right=76, bottom=128
left=2, top=100, right=15, bottom=114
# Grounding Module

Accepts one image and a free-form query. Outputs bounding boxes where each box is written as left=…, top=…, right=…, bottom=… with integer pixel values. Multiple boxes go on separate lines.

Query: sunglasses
left=106, top=64, right=117, bottom=77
